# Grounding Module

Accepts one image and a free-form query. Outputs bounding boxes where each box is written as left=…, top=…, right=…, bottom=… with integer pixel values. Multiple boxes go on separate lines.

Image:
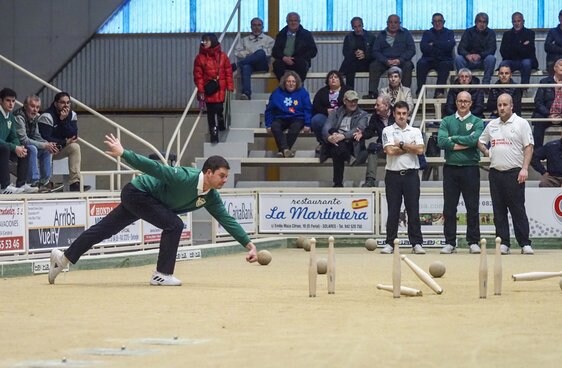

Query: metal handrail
left=0, top=53, right=167, bottom=168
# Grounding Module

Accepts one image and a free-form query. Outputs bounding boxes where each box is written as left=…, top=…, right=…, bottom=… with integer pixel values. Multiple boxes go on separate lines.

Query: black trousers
left=339, top=58, right=370, bottom=89
left=384, top=169, right=423, bottom=246
left=442, top=165, right=481, bottom=246
left=0, top=143, right=29, bottom=188
left=489, top=168, right=531, bottom=247
left=206, top=102, right=225, bottom=132
left=64, top=183, right=185, bottom=274
left=270, top=118, right=304, bottom=152
left=327, top=140, right=354, bottom=186
left=273, top=58, right=310, bottom=82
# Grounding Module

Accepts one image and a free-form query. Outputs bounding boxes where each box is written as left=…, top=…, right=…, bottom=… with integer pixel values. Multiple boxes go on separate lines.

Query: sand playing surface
left=1, top=246, right=561, bottom=367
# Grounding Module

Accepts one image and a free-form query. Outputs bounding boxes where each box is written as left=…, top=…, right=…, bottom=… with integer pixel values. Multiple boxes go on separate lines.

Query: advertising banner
left=88, top=199, right=141, bottom=245
left=258, top=193, right=374, bottom=233
left=0, top=201, right=25, bottom=253
left=216, top=194, right=256, bottom=236
left=27, top=200, right=87, bottom=250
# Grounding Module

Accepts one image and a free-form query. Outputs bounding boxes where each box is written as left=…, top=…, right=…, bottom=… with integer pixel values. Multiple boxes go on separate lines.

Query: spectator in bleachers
left=531, top=58, right=562, bottom=148
left=193, top=33, right=234, bottom=143
left=486, top=65, right=522, bottom=119
left=321, top=90, right=368, bottom=187
left=455, top=12, right=496, bottom=85
left=311, top=71, right=350, bottom=154
left=0, top=88, right=32, bottom=194
left=265, top=71, right=312, bottom=158
left=531, top=130, right=562, bottom=187
left=234, top=17, right=274, bottom=100
left=378, top=66, right=413, bottom=112
left=339, top=17, right=376, bottom=90
left=416, top=13, right=456, bottom=98
left=356, top=95, right=394, bottom=187
left=38, top=92, right=90, bottom=192
left=438, top=91, right=484, bottom=254
left=545, top=10, right=562, bottom=76
left=271, top=12, right=317, bottom=82
left=444, top=68, right=485, bottom=118
left=380, top=100, right=426, bottom=255
left=13, top=95, right=61, bottom=192
left=499, top=12, right=538, bottom=89
left=366, top=14, right=415, bottom=99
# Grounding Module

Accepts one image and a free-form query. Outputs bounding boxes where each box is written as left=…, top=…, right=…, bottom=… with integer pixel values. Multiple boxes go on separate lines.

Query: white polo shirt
left=382, top=123, right=424, bottom=170
left=479, top=113, right=534, bottom=171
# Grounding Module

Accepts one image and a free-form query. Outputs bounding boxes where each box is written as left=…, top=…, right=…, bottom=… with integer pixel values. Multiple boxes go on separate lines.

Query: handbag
left=204, top=79, right=219, bottom=96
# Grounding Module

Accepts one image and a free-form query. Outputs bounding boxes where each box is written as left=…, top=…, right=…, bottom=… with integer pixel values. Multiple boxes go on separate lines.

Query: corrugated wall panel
left=40, top=32, right=549, bottom=111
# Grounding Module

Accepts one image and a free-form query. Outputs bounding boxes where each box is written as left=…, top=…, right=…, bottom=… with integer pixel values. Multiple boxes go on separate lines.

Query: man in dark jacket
left=416, top=13, right=456, bottom=98
left=443, top=69, right=485, bottom=118
left=454, top=12, right=496, bottom=85
left=545, top=10, right=562, bottom=76
left=339, top=17, right=376, bottom=89
left=38, top=92, right=90, bottom=192
left=366, top=14, right=415, bottom=98
left=532, top=58, right=562, bottom=148
left=272, top=12, right=317, bottom=82
left=499, top=12, right=538, bottom=86
left=486, top=65, right=522, bottom=118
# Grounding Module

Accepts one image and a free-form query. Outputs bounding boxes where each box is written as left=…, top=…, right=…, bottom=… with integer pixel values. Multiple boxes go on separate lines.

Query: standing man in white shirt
left=478, top=93, right=534, bottom=255
left=234, top=17, right=274, bottom=100
left=380, top=100, right=426, bottom=254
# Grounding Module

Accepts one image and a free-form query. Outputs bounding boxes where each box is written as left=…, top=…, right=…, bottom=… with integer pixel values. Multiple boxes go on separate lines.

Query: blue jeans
left=238, top=49, right=269, bottom=97
left=310, top=113, right=328, bottom=144
left=26, top=145, right=52, bottom=183
left=454, top=54, right=496, bottom=84
left=499, top=59, right=533, bottom=84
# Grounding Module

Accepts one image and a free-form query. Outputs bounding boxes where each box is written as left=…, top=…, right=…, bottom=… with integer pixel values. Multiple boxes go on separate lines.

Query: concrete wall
left=0, top=0, right=122, bottom=97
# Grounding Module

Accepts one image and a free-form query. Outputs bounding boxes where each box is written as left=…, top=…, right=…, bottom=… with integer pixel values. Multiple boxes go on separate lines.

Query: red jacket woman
left=193, top=33, right=234, bottom=143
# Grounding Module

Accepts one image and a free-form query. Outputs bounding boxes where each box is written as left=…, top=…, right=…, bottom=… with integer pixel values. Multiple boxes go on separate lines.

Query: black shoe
left=41, top=181, right=64, bottom=193
left=69, top=182, right=91, bottom=192
left=351, top=151, right=368, bottom=166
left=362, top=92, right=376, bottom=99
left=362, top=178, right=377, bottom=187
left=333, top=183, right=343, bottom=188
left=218, top=117, right=226, bottom=131
left=210, top=126, right=219, bottom=143
left=319, top=145, right=330, bottom=163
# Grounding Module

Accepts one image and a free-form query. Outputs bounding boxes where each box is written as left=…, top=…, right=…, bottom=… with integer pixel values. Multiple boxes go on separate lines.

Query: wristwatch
left=399, top=141, right=405, bottom=150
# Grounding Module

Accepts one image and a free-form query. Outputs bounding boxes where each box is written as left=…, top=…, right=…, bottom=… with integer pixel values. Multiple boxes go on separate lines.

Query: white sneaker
left=150, top=271, right=182, bottom=286
left=440, top=244, right=456, bottom=254
left=521, top=245, right=534, bottom=255
left=48, top=249, right=68, bottom=284
left=412, top=244, right=426, bottom=254
left=380, top=244, right=394, bottom=254
left=19, top=184, right=39, bottom=193
left=469, top=243, right=481, bottom=254
left=1, top=184, right=24, bottom=194
left=500, top=244, right=511, bottom=255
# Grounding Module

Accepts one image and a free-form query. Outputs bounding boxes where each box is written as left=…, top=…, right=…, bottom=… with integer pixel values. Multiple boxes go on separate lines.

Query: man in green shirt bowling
left=48, top=133, right=257, bottom=286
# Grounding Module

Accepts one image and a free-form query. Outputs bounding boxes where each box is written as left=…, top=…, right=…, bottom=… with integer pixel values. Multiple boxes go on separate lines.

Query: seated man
left=499, top=12, right=538, bottom=87
left=378, top=66, right=414, bottom=112
left=531, top=130, right=562, bottom=187
left=455, top=12, right=496, bottom=85
left=234, top=17, right=274, bottom=100
left=545, top=10, right=562, bottom=76
left=356, top=95, right=394, bottom=187
left=443, top=68, right=485, bottom=118
left=13, top=95, right=62, bottom=192
left=339, top=17, right=376, bottom=90
left=486, top=65, right=522, bottom=119
left=271, top=12, right=317, bottom=82
left=321, top=90, right=369, bottom=187
left=416, top=13, right=456, bottom=98
left=366, top=14, right=415, bottom=98
left=532, top=58, right=562, bottom=148
left=0, top=87, right=32, bottom=194
left=38, top=92, right=90, bottom=191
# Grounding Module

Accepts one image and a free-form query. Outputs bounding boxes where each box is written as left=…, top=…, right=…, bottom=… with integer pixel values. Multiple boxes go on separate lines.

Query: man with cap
left=321, top=90, right=369, bottom=187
